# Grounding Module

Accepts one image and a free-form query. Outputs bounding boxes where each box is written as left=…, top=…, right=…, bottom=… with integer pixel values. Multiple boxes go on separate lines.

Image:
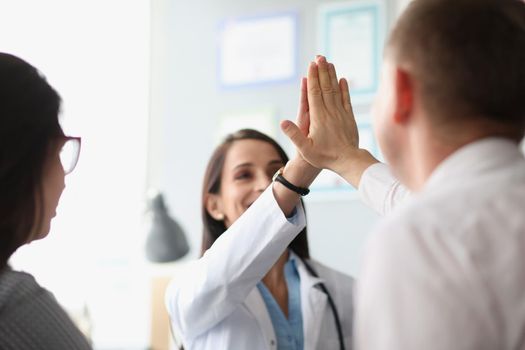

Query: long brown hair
left=0, top=53, right=63, bottom=271
left=200, top=128, right=310, bottom=259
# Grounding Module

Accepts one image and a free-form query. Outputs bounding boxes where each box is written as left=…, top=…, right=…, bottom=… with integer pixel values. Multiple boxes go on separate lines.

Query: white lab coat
left=165, top=185, right=354, bottom=350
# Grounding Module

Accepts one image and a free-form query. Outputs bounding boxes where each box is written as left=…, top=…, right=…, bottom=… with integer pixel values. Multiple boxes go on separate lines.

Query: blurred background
left=1, top=0, right=523, bottom=349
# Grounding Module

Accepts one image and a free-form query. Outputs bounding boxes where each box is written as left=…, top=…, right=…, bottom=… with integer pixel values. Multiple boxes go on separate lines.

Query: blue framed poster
left=319, top=1, right=386, bottom=101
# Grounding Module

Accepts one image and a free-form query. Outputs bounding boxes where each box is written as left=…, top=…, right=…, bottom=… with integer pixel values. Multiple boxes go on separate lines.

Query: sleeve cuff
left=359, top=163, right=408, bottom=216
left=285, top=206, right=300, bottom=224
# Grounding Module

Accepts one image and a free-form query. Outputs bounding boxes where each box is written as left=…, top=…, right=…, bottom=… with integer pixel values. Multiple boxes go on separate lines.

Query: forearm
left=165, top=186, right=306, bottom=339
left=272, top=156, right=320, bottom=216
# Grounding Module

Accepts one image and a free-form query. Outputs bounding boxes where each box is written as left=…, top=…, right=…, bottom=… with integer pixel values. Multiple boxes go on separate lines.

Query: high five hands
left=281, top=56, right=379, bottom=188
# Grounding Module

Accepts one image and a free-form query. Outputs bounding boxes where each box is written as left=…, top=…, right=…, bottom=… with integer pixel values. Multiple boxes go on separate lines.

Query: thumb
left=280, top=120, right=310, bottom=152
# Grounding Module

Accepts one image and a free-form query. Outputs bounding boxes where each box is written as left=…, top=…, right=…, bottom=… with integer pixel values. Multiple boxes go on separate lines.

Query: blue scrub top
left=257, top=254, right=304, bottom=350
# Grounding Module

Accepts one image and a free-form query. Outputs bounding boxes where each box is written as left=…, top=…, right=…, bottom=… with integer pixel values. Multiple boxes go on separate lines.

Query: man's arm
left=281, top=56, right=410, bottom=212
left=359, top=163, right=410, bottom=215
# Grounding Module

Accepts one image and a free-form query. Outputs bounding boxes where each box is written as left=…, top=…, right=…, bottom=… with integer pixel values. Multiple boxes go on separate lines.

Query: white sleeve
left=164, top=185, right=306, bottom=340
left=355, top=221, right=496, bottom=350
left=358, top=163, right=410, bottom=216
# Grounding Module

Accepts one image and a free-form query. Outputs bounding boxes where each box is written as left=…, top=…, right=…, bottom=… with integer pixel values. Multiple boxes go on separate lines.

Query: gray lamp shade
left=145, top=192, right=189, bottom=263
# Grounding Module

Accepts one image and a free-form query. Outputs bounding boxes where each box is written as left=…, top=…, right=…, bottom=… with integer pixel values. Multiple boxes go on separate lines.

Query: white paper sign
left=219, top=14, right=296, bottom=87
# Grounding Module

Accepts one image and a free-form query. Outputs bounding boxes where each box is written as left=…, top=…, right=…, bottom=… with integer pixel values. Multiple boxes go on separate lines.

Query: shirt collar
left=288, top=250, right=325, bottom=289
left=424, top=137, right=523, bottom=191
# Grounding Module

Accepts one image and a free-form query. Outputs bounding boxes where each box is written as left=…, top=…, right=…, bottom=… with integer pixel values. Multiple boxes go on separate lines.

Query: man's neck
left=407, top=127, right=496, bottom=192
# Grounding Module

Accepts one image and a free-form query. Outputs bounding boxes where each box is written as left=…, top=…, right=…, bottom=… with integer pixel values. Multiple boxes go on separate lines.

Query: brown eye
left=234, top=171, right=251, bottom=180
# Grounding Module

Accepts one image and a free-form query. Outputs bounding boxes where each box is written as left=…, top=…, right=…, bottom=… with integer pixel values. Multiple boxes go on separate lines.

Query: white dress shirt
left=358, top=162, right=410, bottom=216
left=356, top=138, right=525, bottom=350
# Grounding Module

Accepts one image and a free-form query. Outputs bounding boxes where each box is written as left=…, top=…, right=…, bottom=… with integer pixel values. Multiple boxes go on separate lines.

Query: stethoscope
left=171, top=258, right=346, bottom=350
left=300, top=257, right=346, bottom=350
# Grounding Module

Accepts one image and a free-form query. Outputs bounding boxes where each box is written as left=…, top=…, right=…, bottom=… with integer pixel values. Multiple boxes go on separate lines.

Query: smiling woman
left=200, top=129, right=308, bottom=257
left=165, top=128, right=355, bottom=350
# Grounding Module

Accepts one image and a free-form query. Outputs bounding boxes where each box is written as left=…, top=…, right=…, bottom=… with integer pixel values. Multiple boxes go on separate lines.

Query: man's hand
left=281, top=56, right=379, bottom=188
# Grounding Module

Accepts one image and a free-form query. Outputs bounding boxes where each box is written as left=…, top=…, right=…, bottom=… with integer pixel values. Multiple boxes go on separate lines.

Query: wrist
left=283, top=156, right=321, bottom=188
left=336, top=149, right=379, bottom=188
left=271, top=156, right=319, bottom=217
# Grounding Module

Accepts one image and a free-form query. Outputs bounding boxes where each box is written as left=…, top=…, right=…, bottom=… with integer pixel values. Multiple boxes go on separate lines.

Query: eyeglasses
left=60, top=136, right=81, bottom=175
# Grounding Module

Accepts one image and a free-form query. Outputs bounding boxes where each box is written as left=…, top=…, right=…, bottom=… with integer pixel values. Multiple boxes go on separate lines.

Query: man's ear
left=205, top=194, right=225, bottom=221
left=393, top=67, right=414, bottom=124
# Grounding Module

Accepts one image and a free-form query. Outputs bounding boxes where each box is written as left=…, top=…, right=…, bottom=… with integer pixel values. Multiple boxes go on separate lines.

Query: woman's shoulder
left=0, top=268, right=92, bottom=349
left=0, top=268, right=43, bottom=309
left=0, top=267, right=37, bottom=284
left=0, top=268, right=59, bottom=320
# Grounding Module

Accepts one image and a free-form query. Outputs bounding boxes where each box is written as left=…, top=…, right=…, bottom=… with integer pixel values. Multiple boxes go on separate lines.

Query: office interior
left=1, top=0, right=524, bottom=349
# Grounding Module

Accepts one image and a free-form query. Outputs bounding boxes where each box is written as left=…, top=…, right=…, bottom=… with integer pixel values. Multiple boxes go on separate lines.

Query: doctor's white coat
left=165, top=186, right=354, bottom=350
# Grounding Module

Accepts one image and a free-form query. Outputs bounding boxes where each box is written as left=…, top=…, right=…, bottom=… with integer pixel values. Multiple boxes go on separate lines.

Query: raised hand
left=296, top=77, right=310, bottom=137
left=281, top=56, right=379, bottom=188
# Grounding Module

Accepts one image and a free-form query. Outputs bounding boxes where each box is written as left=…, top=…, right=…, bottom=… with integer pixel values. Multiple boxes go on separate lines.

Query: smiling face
left=206, top=139, right=285, bottom=228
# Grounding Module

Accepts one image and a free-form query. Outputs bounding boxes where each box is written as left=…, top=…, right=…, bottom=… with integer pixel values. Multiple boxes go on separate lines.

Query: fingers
left=339, top=78, right=353, bottom=113
left=328, top=63, right=339, bottom=90
left=298, top=77, right=308, bottom=115
left=316, top=57, right=337, bottom=108
left=302, top=77, right=309, bottom=106
left=307, top=62, right=323, bottom=117
left=329, top=62, right=346, bottom=109
left=317, top=57, right=333, bottom=93
left=280, top=120, right=310, bottom=154
left=296, top=77, right=310, bottom=135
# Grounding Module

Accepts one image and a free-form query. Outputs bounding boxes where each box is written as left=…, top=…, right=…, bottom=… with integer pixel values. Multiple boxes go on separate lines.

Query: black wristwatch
left=272, top=167, right=310, bottom=196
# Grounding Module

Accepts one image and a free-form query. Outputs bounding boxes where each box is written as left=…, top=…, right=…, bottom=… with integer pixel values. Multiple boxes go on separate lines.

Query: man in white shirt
left=281, top=0, right=525, bottom=349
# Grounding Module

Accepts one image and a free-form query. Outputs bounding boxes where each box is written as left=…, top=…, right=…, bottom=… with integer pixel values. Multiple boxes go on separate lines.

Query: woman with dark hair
left=165, top=80, right=354, bottom=350
left=199, top=129, right=311, bottom=260
left=0, top=52, right=91, bottom=349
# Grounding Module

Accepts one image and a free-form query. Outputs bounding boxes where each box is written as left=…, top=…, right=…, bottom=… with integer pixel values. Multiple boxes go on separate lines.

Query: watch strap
left=273, top=168, right=310, bottom=196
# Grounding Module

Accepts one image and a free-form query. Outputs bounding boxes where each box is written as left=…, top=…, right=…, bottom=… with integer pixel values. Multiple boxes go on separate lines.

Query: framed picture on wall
left=218, top=13, right=298, bottom=88
left=318, top=0, right=386, bottom=104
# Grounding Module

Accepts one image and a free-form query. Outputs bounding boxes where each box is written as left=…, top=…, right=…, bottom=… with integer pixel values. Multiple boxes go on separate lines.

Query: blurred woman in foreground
left=0, top=52, right=90, bottom=349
